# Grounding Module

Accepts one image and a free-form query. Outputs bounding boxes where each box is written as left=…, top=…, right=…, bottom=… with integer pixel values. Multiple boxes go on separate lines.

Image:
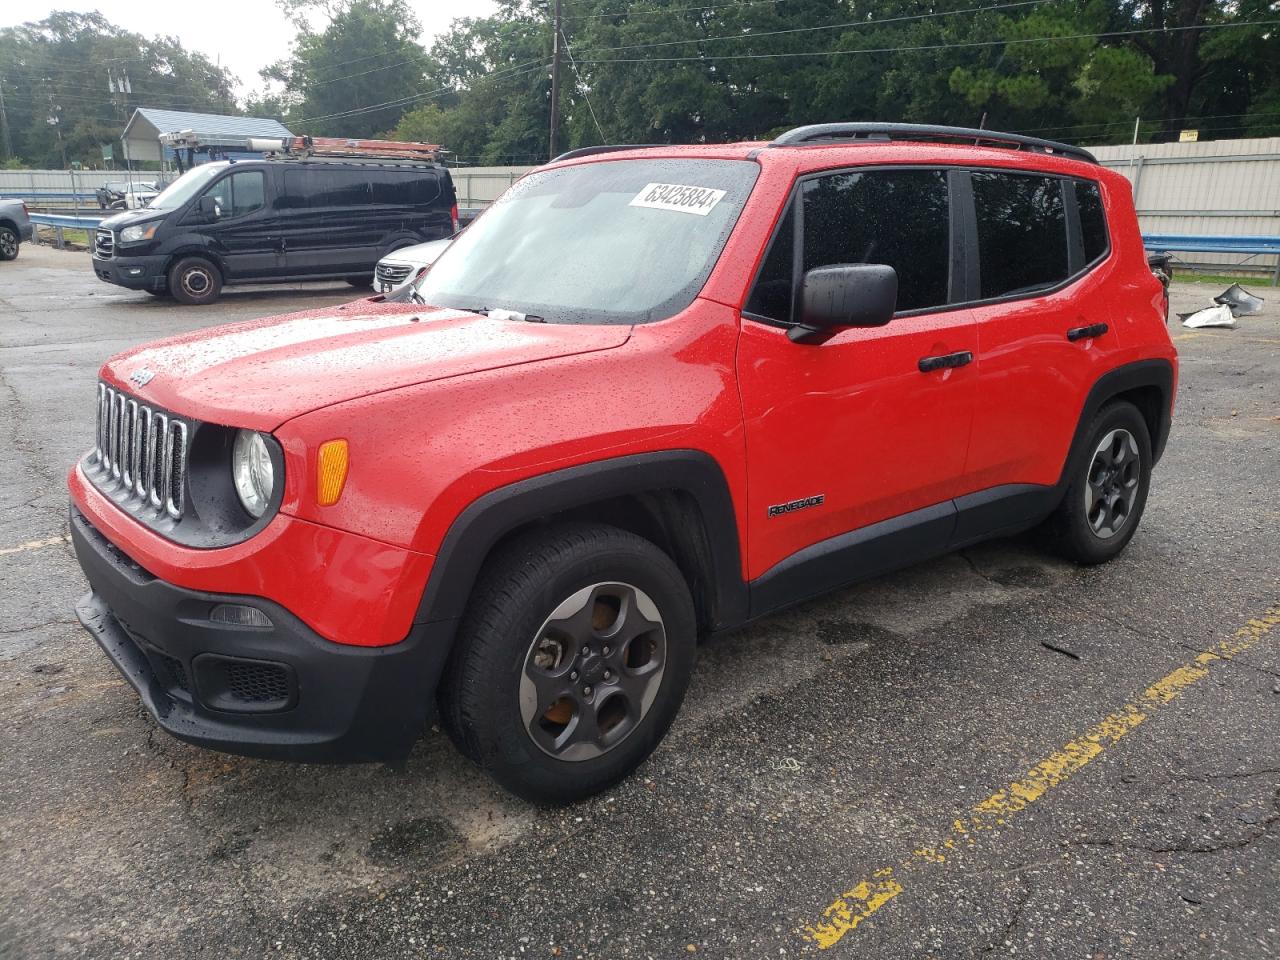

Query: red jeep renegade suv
left=69, top=124, right=1177, bottom=803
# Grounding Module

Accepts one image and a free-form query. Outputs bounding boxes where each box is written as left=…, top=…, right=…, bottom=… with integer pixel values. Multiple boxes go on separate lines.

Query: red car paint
left=70, top=138, right=1177, bottom=653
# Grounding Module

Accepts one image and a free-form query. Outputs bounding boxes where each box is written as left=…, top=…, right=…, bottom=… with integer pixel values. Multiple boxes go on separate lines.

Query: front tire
left=168, top=256, right=222, bottom=305
left=1043, top=401, right=1152, bottom=564
left=440, top=523, right=697, bottom=804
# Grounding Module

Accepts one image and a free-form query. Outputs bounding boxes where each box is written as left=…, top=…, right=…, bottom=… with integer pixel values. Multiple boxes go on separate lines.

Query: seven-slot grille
left=94, top=383, right=188, bottom=520
left=94, top=228, right=114, bottom=259
left=375, top=262, right=413, bottom=287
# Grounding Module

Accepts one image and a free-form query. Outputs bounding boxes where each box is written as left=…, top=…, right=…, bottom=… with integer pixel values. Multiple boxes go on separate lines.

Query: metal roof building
left=121, top=109, right=292, bottom=164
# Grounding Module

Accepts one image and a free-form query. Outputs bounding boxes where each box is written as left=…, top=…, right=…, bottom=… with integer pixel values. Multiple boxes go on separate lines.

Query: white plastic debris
left=1181, top=303, right=1236, bottom=329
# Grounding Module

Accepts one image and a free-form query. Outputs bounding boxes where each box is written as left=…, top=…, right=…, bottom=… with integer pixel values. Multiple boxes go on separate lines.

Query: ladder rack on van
left=159, top=130, right=442, bottom=170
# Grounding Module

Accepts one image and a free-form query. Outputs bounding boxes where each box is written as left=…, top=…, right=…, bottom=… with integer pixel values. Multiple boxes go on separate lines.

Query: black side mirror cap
left=788, top=263, right=898, bottom=344
left=197, top=196, right=219, bottom=219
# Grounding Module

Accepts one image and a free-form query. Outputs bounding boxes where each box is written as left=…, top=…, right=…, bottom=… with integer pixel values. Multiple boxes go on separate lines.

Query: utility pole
left=548, top=0, right=562, bottom=161
left=0, top=81, right=12, bottom=160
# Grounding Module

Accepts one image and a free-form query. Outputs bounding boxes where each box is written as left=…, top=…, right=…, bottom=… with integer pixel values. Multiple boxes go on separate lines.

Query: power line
left=572, top=19, right=1280, bottom=63
left=561, top=29, right=607, bottom=141
left=564, top=0, right=789, bottom=21
left=572, top=0, right=1056, bottom=56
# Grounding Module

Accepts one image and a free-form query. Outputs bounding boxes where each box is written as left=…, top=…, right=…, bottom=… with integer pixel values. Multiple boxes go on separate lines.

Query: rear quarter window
left=1075, top=180, right=1109, bottom=264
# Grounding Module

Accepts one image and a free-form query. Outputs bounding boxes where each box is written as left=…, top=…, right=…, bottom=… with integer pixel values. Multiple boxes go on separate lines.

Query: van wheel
left=1042, top=401, right=1152, bottom=565
left=440, top=523, right=696, bottom=804
left=168, top=257, right=222, bottom=305
left=0, top=226, right=19, bottom=261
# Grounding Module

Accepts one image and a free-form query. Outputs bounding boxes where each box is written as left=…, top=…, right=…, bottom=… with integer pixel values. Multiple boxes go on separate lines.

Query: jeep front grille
left=94, top=229, right=114, bottom=259
left=94, top=383, right=187, bottom=520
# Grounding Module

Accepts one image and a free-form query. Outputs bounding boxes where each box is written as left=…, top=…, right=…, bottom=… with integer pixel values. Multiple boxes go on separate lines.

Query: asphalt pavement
left=1, top=243, right=1277, bottom=959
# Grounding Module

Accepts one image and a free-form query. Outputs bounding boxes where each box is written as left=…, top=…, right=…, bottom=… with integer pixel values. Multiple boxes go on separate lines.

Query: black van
left=91, top=158, right=458, bottom=304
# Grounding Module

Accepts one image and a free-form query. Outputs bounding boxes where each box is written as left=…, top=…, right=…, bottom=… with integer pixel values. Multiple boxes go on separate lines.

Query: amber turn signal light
left=316, top=439, right=349, bottom=506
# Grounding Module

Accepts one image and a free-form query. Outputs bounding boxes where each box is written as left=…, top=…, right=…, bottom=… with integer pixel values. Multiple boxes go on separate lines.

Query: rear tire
left=440, top=523, right=697, bottom=804
left=0, top=226, right=19, bottom=261
left=1042, top=401, right=1152, bottom=565
left=168, top=256, right=222, bottom=305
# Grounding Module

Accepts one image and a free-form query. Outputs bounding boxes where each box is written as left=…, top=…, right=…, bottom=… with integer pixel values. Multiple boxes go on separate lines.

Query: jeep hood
left=101, top=301, right=631, bottom=430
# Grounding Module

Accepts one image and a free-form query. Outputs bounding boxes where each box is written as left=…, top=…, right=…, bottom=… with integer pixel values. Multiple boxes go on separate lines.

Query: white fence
left=1092, top=137, right=1280, bottom=276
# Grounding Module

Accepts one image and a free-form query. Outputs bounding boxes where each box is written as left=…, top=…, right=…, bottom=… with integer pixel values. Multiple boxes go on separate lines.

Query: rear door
left=961, top=170, right=1120, bottom=497
left=736, top=166, right=978, bottom=581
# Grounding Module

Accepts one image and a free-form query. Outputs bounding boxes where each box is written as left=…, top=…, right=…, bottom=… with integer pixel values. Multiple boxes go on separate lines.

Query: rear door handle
left=918, top=351, right=973, bottom=373
left=1066, top=322, right=1108, bottom=342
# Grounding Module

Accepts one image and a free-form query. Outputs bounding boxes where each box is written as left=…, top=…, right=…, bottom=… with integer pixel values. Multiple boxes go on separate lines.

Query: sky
left=2, top=0, right=500, bottom=95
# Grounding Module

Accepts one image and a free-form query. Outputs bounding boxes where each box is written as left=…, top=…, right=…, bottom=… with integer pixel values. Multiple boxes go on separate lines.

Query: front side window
left=743, top=168, right=953, bottom=323
left=972, top=172, right=1069, bottom=299
left=202, top=171, right=265, bottom=219
left=414, top=158, right=759, bottom=324
left=802, top=169, right=951, bottom=313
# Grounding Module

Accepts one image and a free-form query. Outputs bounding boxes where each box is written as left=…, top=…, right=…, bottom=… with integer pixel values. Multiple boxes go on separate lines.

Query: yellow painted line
left=802, top=605, right=1280, bottom=950
left=0, top=535, right=69, bottom=557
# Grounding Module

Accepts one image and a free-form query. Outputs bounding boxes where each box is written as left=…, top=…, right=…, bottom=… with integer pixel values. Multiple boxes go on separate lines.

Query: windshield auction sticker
left=630, top=183, right=727, bottom=216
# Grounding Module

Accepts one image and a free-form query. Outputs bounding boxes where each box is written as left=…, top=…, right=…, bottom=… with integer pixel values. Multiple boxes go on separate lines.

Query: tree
left=261, top=0, right=429, bottom=137
left=0, top=11, right=237, bottom=168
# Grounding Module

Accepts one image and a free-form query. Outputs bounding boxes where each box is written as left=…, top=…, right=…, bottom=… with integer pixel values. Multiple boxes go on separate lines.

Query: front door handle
left=918, top=351, right=973, bottom=373
left=1066, top=322, right=1108, bottom=342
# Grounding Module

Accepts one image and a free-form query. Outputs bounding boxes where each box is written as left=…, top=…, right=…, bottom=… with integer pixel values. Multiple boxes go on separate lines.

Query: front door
left=737, top=167, right=978, bottom=582
left=199, top=169, right=279, bottom=279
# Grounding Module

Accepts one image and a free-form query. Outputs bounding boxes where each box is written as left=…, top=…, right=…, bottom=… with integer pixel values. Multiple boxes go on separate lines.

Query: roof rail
left=769, top=123, right=1097, bottom=165
left=551, top=144, right=664, bottom=163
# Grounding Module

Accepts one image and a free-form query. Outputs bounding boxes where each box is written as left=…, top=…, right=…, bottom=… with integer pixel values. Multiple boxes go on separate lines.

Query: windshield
left=413, top=158, right=759, bottom=324
left=148, top=163, right=227, bottom=210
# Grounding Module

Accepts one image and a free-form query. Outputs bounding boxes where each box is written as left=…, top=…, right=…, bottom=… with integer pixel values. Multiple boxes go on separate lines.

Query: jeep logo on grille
left=128, top=368, right=155, bottom=388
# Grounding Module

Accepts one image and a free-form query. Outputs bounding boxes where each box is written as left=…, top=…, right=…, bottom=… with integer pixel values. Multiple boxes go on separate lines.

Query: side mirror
left=197, top=196, right=220, bottom=220
left=788, top=264, right=898, bottom=344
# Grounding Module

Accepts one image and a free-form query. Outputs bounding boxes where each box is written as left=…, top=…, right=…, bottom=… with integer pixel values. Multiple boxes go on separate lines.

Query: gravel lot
left=1, top=242, right=1277, bottom=959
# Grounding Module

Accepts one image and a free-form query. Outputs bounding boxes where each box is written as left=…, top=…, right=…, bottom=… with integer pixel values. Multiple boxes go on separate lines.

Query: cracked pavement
left=1, top=243, right=1278, bottom=958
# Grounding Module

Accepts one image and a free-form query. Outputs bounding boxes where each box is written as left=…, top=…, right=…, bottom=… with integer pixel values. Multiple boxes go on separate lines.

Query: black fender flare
left=1058, top=358, right=1176, bottom=489
left=413, top=450, right=748, bottom=631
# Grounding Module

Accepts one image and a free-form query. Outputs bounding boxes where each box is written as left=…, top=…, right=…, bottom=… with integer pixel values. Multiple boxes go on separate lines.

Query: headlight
left=119, top=222, right=159, bottom=244
left=231, top=430, right=275, bottom=518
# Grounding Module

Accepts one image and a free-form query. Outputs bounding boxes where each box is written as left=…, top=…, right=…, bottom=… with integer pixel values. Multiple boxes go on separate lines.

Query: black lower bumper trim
left=70, top=506, right=456, bottom=763
left=91, top=253, right=168, bottom=291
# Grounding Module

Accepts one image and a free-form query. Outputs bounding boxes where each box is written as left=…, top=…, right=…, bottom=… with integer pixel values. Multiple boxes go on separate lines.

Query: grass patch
left=1170, top=271, right=1274, bottom=287
left=34, top=225, right=91, bottom=248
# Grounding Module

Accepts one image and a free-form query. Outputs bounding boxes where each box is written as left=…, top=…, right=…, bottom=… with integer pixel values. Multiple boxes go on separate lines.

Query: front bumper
left=92, top=252, right=168, bottom=291
left=71, top=507, right=455, bottom=763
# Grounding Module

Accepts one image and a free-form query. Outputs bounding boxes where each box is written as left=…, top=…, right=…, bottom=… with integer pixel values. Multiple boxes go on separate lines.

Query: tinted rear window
left=972, top=172, right=1069, bottom=299
left=283, top=167, right=443, bottom=208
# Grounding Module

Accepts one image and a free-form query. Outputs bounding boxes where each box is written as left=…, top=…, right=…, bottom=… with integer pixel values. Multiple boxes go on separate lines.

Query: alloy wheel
left=519, top=582, right=667, bottom=762
left=1084, top=427, right=1140, bottom=539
